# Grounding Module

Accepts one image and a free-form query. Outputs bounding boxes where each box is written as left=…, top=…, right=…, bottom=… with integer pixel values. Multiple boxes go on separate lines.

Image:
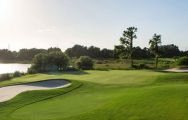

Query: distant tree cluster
left=115, top=45, right=184, bottom=61
left=65, top=45, right=114, bottom=59
left=65, top=44, right=186, bottom=61
left=0, top=30, right=187, bottom=68
left=114, top=46, right=153, bottom=59
left=0, top=49, right=17, bottom=62
left=159, top=44, right=181, bottom=58
left=0, top=47, right=62, bottom=62
left=0, top=26, right=187, bottom=72
left=0, top=44, right=187, bottom=64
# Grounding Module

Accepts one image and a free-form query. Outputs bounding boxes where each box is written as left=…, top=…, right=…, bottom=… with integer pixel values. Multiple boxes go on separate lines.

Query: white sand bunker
left=164, top=68, right=188, bottom=73
left=0, top=80, right=71, bottom=102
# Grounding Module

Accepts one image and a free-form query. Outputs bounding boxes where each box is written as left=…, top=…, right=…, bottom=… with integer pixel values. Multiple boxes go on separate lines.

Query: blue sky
left=0, top=0, right=188, bottom=51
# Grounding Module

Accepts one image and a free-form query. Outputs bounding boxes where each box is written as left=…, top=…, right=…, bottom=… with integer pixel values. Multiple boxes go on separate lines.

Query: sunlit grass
left=0, top=70, right=188, bottom=120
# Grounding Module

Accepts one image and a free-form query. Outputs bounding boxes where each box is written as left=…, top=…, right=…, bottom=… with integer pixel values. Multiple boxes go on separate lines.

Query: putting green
left=1, top=70, right=188, bottom=120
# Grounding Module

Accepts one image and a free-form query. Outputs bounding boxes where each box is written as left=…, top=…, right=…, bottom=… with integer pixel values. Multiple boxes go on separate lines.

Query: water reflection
left=0, top=63, right=31, bottom=74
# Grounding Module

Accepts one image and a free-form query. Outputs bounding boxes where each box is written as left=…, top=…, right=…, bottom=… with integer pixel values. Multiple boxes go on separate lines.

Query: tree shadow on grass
left=94, top=69, right=110, bottom=71
left=63, top=71, right=89, bottom=75
left=46, top=70, right=89, bottom=75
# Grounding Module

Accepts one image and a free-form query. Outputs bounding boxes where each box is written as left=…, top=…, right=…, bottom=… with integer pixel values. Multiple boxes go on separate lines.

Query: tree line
left=0, top=47, right=62, bottom=62
left=28, top=27, right=188, bottom=71
left=115, top=27, right=187, bottom=68
left=0, top=26, right=187, bottom=65
left=0, top=26, right=187, bottom=72
left=0, top=44, right=187, bottom=63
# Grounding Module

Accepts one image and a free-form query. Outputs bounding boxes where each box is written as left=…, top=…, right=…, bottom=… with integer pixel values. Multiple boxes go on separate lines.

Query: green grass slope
left=0, top=70, right=188, bottom=120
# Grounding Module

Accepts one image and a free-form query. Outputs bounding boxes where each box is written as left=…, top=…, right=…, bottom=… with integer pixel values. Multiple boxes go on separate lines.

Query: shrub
left=13, top=71, right=24, bottom=77
left=66, top=66, right=78, bottom=71
left=176, top=56, right=188, bottom=66
left=96, top=60, right=103, bottom=64
left=48, top=51, right=69, bottom=70
left=28, top=51, right=70, bottom=73
left=30, top=53, right=50, bottom=72
left=76, top=56, right=94, bottom=70
left=104, top=60, right=109, bottom=63
left=132, top=63, right=149, bottom=69
left=0, top=71, right=25, bottom=82
left=27, top=66, right=38, bottom=74
left=0, top=73, right=12, bottom=81
left=139, top=63, right=146, bottom=69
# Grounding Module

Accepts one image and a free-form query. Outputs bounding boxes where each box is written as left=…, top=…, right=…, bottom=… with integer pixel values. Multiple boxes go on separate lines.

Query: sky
left=0, top=0, right=188, bottom=51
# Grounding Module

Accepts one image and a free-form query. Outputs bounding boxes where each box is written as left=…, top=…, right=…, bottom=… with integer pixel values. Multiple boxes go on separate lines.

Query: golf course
left=1, top=0, right=188, bottom=119
left=0, top=70, right=188, bottom=120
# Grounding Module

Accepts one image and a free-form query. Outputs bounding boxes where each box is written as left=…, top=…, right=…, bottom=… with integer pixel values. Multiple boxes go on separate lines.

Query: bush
left=132, top=63, right=150, bottom=69
left=0, top=73, right=12, bottom=81
left=48, top=51, right=69, bottom=70
left=13, top=71, right=24, bottom=77
left=76, top=56, right=94, bottom=70
left=96, top=60, right=103, bottom=64
left=28, top=51, right=70, bottom=73
left=27, top=66, right=38, bottom=74
left=139, top=63, right=146, bottom=69
left=66, top=66, right=78, bottom=71
left=0, top=71, right=25, bottom=82
left=176, top=56, right=188, bottom=66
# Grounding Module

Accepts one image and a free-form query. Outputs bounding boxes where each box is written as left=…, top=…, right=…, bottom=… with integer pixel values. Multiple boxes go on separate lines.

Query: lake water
left=0, top=63, right=31, bottom=74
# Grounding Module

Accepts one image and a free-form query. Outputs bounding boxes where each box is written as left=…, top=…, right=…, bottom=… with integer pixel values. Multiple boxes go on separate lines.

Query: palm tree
left=119, top=27, right=137, bottom=67
left=149, top=34, right=161, bottom=68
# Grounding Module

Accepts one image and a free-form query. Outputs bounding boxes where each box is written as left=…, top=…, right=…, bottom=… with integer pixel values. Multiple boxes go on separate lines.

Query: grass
left=94, top=58, right=175, bottom=70
left=0, top=70, right=188, bottom=120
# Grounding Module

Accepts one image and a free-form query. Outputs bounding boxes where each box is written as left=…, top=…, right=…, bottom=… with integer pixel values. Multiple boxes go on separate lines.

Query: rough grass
left=94, top=58, right=175, bottom=70
left=0, top=70, right=188, bottom=120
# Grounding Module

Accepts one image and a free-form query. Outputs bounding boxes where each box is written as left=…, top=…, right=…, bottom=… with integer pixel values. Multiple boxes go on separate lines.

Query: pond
left=0, top=63, right=31, bottom=74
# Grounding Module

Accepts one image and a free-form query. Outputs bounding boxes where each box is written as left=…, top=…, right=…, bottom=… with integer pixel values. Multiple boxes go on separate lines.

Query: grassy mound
left=0, top=70, right=188, bottom=120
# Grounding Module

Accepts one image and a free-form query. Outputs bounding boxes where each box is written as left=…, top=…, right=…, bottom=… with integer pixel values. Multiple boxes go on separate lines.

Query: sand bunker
left=0, top=80, right=71, bottom=102
left=164, top=68, right=188, bottom=73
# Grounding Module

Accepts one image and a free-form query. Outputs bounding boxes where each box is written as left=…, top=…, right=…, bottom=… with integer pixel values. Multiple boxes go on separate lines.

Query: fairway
left=1, top=70, right=188, bottom=120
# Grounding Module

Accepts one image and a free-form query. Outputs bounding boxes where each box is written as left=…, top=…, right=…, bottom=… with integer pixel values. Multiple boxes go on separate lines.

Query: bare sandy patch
left=164, top=68, right=188, bottom=73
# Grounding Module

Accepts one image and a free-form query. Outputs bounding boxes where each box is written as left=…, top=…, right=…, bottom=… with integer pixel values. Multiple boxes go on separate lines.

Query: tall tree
left=119, top=27, right=137, bottom=67
left=149, top=34, right=162, bottom=68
